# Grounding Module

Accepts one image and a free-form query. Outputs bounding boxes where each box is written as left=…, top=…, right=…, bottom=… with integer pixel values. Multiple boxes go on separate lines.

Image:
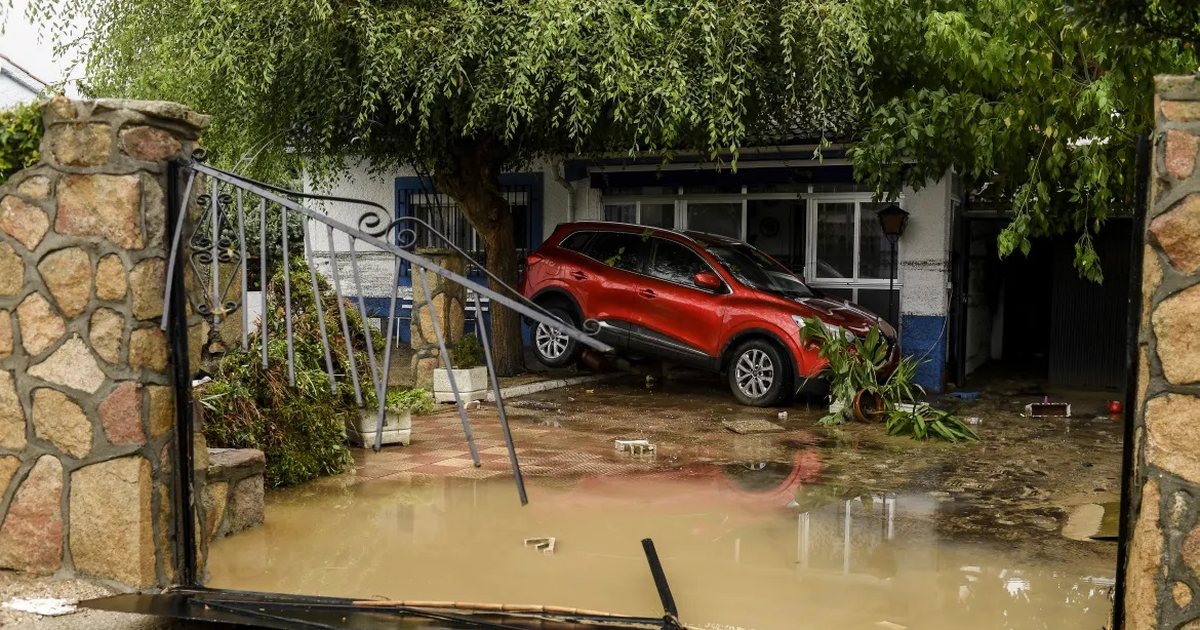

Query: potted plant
left=800, top=319, right=892, bottom=424
left=433, top=333, right=489, bottom=403
left=351, top=388, right=435, bottom=447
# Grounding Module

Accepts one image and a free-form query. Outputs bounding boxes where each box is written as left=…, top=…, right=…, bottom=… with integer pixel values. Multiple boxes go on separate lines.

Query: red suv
left=519, top=222, right=897, bottom=406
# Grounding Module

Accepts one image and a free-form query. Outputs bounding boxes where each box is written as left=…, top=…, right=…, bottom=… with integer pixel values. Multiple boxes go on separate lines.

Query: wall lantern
left=876, top=203, right=910, bottom=242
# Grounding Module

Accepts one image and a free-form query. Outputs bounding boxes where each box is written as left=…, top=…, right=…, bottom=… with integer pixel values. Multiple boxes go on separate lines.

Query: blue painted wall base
left=900, top=315, right=947, bottom=393
left=362, top=297, right=532, bottom=348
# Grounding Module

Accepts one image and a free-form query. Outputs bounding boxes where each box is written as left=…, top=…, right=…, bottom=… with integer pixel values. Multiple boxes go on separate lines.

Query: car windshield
left=704, top=242, right=813, bottom=298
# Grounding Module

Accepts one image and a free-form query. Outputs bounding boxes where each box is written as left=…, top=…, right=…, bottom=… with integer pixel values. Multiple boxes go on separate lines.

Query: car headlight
left=792, top=316, right=854, bottom=342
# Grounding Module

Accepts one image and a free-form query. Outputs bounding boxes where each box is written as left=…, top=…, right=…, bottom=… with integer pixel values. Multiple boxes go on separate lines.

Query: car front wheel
left=531, top=306, right=581, bottom=368
left=727, top=340, right=791, bottom=407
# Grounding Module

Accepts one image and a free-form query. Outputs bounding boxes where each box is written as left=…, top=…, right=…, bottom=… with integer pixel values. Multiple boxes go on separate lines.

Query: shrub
left=0, top=103, right=42, bottom=185
left=199, top=257, right=381, bottom=487
left=451, top=332, right=485, bottom=368
left=385, top=388, right=435, bottom=414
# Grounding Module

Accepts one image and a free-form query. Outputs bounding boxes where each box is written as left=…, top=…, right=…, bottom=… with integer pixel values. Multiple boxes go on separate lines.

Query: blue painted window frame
left=394, top=173, right=544, bottom=281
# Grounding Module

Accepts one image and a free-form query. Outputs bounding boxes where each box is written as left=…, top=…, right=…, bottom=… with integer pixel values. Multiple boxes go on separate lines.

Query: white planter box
left=433, top=367, right=488, bottom=403
left=349, top=409, right=412, bottom=447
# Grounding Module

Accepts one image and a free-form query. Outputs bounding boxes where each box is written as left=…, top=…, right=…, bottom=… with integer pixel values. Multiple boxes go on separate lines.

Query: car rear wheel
left=531, top=306, right=581, bottom=368
left=727, top=340, right=790, bottom=407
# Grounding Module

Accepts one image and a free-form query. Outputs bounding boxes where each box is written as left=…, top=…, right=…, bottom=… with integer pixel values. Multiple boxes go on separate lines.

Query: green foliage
left=385, top=388, right=435, bottom=415
left=199, top=256, right=381, bottom=487
left=21, top=0, right=870, bottom=181
left=800, top=317, right=974, bottom=441
left=451, top=333, right=485, bottom=369
left=0, top=103, right=42, bottom=185
left=885, top=404, right=978, bottom=442
left=799, top=318, right=892, bottom=425
left=1071, top=0, right=1200, bottom=47
left=848, top=0, right=1197, bottom=283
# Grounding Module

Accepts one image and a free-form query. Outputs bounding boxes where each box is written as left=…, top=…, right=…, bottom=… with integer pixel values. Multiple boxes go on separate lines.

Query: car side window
left=582, top=232, right=648, bottom=273
left=649, top=238, right=712, bottom=288
left=559, top=231, right=594, bottom=253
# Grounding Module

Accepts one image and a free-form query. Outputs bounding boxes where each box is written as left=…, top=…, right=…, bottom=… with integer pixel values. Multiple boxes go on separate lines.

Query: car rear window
left=559, top=231, right=594, bottom=253
left=581, top=231, right=647, bottom=273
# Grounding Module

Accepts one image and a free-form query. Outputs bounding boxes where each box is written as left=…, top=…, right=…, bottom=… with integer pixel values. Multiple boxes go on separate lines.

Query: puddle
left=208, top=465, right=1114, bottom=630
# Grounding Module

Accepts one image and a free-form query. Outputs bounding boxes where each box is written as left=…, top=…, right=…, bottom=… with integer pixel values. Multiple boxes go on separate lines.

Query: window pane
left=856, top=288, right=899, bottom=327
left=603, top=204, right=636, bottom=223
left=687, top=202, right=742, bottom=238
left=858, top=202, right=894, bottom=280
left=583, top=232, right=648, bottom=273
left=559, top=231, right=594, bottom=253
left=817, top=287, right=854, bottom=302
left=814, top=202, right=854, bottom=278
left=747, top=199, right=804, bottom=273
left=641, top=203, right=675, bottom=229
left=649, top=238, right=710, bottom=287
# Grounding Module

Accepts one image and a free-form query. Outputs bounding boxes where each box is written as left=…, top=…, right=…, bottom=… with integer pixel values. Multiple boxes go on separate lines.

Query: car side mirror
left=694, top=271, right=723, bottom=291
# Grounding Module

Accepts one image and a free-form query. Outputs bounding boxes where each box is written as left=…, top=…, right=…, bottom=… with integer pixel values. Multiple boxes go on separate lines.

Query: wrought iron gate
left=120, top=152, right=702, bottom=630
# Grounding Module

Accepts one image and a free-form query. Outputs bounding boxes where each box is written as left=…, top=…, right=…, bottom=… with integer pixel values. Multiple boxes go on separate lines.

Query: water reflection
left=208, top=454, right=1113, bottom=630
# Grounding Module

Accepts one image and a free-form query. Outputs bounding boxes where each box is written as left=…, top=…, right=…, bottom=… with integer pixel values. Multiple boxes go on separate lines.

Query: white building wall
left=302, top=162, right=410, bottom=300
left=0, top=70, right=39, bottom=109
left=897, top=178, right=953, bottom=318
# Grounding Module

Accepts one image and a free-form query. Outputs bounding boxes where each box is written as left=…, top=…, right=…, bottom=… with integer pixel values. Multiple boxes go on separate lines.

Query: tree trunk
left=433, top=139, right=524, bottom=376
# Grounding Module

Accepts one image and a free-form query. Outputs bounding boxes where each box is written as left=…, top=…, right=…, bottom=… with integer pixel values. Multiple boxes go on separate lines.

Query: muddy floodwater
left=208, top=467, right=1115, bottom=630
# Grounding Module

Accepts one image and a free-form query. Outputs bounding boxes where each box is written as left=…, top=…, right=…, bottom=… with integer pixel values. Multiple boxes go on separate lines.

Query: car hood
left=795, top=296, right=895, bottom=338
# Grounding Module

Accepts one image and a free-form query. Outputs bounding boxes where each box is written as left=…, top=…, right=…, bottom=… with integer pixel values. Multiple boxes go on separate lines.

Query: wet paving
left=207, top=371, right=1123, bottom=629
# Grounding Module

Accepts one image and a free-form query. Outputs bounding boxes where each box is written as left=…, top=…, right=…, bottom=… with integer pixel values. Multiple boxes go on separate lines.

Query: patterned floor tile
left=408, top=463, right=469, bottom=475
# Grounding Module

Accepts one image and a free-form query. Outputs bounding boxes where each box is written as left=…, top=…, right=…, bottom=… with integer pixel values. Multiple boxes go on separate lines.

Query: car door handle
left=570, top=271, right=587, bottom=280
left=638, top=288, right=657, bottom=299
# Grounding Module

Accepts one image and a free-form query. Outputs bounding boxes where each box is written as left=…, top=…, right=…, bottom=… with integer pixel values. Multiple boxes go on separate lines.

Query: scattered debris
left=509, top=400, right=560, bottom=411
left=524, top=537, right=556, bottom=554
left=945, top=391, right=980, bottom=401
left=585, top=389, right=595, bottom=394
left=722, top=419, right=785, bottom=434
left=1025, top=399, right=1071, bottom=417
left=776, top=411, right=788, bottom=422
left=966, top=416, right=982, bottom=426
left=2, top=598, right=76, bottom=617
left=463, top=400, right=481, bottom=411
left=614, top=439, right=657, bottom=455
left=645, top=375, right=657, bottom=389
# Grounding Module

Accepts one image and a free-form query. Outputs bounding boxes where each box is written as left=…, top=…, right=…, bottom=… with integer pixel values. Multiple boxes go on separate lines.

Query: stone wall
left=0, top=97, right=208, bottom=589
left=1126, top=76, right=1200, bottom=629
left=202, top=448, right=264, bottom=541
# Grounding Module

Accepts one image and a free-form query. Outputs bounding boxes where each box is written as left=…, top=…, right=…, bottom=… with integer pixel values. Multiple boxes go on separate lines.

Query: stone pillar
left=0, top=97, right=207, bottom=589
left=1125, top=76, right=1200, bottom=629
left=410, top=248, right=467, bottom=388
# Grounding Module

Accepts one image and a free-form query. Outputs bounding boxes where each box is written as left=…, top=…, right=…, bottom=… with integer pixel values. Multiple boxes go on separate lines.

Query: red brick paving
left=350, top=403, right=662, bottom=483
